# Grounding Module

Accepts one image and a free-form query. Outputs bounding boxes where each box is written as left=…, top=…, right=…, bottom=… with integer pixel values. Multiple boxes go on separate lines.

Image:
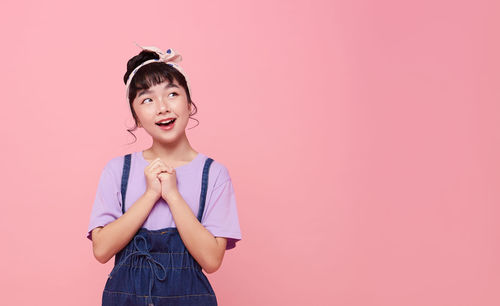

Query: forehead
left=136, top=80, right=182, bottom=97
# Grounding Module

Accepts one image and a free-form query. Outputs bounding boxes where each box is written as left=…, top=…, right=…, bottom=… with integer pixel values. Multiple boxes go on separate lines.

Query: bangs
left=131, top=62, right=176, bottom=92
left=126, top=61, right=191, bottom=104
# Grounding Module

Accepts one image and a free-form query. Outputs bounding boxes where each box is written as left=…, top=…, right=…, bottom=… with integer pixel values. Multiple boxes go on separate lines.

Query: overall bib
left=102, top=153, right=218, bottom=306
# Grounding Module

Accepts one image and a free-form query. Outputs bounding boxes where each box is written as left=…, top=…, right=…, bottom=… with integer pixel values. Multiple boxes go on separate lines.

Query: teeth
left=158, top=119, right=175, bottom=125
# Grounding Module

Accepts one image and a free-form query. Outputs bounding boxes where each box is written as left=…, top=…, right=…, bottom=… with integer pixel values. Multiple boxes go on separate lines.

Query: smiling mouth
left=156, top=118, right=176, bottom=126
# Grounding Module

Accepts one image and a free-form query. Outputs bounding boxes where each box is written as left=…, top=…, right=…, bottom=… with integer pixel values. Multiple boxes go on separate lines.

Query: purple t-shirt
left=87, top=151, right=242, bottom=250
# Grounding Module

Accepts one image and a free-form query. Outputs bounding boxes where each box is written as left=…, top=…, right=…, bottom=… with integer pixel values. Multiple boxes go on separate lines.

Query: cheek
left=134, top=107, right=154, bottom=119
left=172, top=103, right=190, bottom=116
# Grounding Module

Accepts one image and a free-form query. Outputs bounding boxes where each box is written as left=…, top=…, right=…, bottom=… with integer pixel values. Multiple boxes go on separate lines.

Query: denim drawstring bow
left=108, top=235, right=167, bottom=306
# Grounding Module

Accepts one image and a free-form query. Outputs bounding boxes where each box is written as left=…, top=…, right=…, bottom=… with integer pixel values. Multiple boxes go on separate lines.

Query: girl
left=86, top=44, right=242, bottom=306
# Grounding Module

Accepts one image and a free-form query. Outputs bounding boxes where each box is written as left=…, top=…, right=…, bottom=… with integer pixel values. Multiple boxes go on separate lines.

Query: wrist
left=164, top=190, right=182, bottom=204
left=144, top=189, right=161, bottom=202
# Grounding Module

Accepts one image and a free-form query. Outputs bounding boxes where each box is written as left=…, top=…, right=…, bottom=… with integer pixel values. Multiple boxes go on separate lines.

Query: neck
left=146, top=133, right=197, bottom=162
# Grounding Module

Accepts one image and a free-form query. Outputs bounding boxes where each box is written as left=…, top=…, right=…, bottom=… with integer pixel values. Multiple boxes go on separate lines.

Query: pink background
left=1, top=0, right=499, bottom=305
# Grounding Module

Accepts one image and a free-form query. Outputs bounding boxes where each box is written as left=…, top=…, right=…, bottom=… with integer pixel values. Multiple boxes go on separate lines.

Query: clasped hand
left=144, top=157, right=179, bottom=203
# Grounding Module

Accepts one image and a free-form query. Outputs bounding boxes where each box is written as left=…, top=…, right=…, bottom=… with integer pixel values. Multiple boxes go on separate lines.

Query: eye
left=142, top=98, right=153, bottom=104
left=169, top=92, right=178, bottom=97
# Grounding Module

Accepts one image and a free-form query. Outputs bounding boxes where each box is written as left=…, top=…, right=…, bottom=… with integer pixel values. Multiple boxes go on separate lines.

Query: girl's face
left=132, top=79, right=191, bottom=143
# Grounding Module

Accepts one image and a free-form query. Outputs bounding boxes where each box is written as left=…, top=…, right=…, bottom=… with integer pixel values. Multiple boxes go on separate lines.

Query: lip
left=156, top=117, right=176, bottom=124
left=157, top=119, right=175, bottom=130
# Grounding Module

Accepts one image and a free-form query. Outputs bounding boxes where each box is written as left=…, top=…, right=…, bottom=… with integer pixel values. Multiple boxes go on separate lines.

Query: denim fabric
left=102, top=154, right=217, bottom=306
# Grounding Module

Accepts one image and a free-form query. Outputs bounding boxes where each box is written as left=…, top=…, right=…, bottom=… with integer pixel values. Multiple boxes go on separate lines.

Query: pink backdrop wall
left=1, top=0, right=499, bottom=305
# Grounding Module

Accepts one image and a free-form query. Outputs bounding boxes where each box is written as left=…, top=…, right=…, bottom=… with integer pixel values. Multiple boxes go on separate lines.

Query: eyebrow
left=137, top=83, right=180, bottom=98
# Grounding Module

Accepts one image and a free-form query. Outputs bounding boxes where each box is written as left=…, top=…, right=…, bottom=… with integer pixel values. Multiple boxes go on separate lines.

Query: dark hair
left=123, top=50, right=199, bottom=144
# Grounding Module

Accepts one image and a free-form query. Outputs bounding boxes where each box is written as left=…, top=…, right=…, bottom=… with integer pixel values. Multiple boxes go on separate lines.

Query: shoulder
left=101, top=154, right=127, bottom=174
left=204, top=155, right=232, bottom=189
left=96, top=154, right=130, bottom=187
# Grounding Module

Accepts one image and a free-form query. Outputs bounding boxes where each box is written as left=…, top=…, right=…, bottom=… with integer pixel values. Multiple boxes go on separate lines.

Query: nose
left=155, top=97, right=170, bottom=114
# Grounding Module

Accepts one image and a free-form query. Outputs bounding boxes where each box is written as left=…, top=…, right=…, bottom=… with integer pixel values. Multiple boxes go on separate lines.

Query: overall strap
left=115, top=153, right=132, bottom=267
left=121, top=154, right=132, bottom=214
left=120, top=153, right=213, bottom=221
left=197, top=157, right=214, bottom=222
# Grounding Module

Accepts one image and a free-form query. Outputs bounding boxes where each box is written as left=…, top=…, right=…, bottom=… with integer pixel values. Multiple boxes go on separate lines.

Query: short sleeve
left=202, top=166, right=242, bottom=250
left=86, top=161, right=122, bottom=241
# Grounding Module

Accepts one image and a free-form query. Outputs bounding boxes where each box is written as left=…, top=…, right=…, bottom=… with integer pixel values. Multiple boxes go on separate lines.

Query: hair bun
left=123, top=50, right=160, bottom=85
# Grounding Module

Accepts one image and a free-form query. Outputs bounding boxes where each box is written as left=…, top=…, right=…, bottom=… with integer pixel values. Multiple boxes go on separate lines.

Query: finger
left=150, top=162, right=167, bottom=172
left=145, top=158, right=162, bottom=169
left=155, top=158, right=166, bottom=166
left=152, top=158, right=164, bottom=166
left=154, top=166, right=169, bottom=175
left=165, top=166, right=173, bottom=173
left=163, top=165, right=172, bottom=174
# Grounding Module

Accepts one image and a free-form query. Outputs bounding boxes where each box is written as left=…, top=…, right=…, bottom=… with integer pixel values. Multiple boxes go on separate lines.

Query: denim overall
left=102, top=153, right=218, bottom=306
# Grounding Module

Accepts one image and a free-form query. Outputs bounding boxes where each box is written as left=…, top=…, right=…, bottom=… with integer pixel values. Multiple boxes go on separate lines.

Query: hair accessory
left=125, top=42, right=191, bottom=102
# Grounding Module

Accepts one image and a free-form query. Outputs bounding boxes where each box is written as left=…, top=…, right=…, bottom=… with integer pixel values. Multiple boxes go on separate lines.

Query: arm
left=167, top=190, right=227, bottom=274
left=91, top=190, right=160, bottom=264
